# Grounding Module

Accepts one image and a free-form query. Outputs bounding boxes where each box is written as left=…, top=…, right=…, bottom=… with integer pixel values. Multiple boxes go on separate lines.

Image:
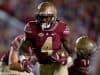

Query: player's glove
left=22, top=59, right=34, bottom=73
left=51, top=50, right=68, bottom=65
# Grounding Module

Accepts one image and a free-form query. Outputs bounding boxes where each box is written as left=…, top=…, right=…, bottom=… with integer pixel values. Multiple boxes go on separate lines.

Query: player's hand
left=51, top=50, right=68, bottom=65
left=22, top=59, right=34, bottom=73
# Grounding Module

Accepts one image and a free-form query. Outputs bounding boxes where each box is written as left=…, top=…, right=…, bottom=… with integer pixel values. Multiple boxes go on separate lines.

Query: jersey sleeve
left=24, top=21, right=37, bottom=39
left=61, top=23, right=70, bottom=40
left=24, top=22, right=32, bottom=34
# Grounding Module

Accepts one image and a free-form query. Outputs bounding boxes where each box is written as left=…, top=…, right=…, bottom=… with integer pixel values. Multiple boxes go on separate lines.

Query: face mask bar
left=36, top=14, right=54, bottom=22
left=36, top=14, right=55, bottom=30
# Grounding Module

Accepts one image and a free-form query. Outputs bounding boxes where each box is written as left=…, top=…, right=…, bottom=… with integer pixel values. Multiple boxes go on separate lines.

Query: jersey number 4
left=41, top=37, right=53, bottom=55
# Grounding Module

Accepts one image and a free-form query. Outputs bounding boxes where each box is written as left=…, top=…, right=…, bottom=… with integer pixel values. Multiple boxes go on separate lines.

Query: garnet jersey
left=69, top=57, right=90, bottom=75
left=24, top=20, right=70, bottom=64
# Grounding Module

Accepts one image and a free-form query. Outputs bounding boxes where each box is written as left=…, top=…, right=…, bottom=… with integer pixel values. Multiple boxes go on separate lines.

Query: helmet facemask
left=37, top=14, right=55, bottom=30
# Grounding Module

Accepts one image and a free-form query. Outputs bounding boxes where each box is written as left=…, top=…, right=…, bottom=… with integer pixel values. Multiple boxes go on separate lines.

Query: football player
left=21, top=2, right=74, bottom=75
left=9, top=34, right=37, bottom=75
left=0, top=34, right=38, bottom=75
left=68, top=36, right=96, bottom=75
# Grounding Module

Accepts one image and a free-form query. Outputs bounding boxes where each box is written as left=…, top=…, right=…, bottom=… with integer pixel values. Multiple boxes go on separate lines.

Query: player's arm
left=9, top=40, right=35, bottom=73
left=8, top=36, right=32, bottom=72
left=61, top=23, right=76, bottom=67
left=62, top=37, right=76, bottom=57
left=9, top=46, right=24, bottom=71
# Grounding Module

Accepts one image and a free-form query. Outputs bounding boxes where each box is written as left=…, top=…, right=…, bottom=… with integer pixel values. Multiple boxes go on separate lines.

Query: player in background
left=0, top=34, right=39, bottom=75
left=68, top=36, right=96, bottom=75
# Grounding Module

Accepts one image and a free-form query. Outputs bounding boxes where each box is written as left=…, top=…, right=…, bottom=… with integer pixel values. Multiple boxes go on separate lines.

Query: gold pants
left=40, top=63, right=68, bottom=75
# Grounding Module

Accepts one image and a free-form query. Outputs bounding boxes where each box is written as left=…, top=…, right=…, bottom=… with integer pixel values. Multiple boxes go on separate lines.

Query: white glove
left=67, top=56, right=73, bottom=68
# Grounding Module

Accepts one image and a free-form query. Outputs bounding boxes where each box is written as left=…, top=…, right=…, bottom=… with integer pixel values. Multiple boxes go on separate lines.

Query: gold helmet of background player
left=75, top=36, right=96, bottom=58
left=36, top=2, right=57, bottom=30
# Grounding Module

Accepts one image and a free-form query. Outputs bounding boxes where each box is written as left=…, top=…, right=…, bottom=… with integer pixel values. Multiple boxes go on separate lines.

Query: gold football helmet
left=75, top=36, right=96, bottom=58
left=36, top=2, right=57, bottom=30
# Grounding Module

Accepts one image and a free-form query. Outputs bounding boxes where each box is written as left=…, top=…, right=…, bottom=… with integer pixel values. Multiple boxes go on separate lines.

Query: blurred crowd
left=0, top=0, right=99, bottom=53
